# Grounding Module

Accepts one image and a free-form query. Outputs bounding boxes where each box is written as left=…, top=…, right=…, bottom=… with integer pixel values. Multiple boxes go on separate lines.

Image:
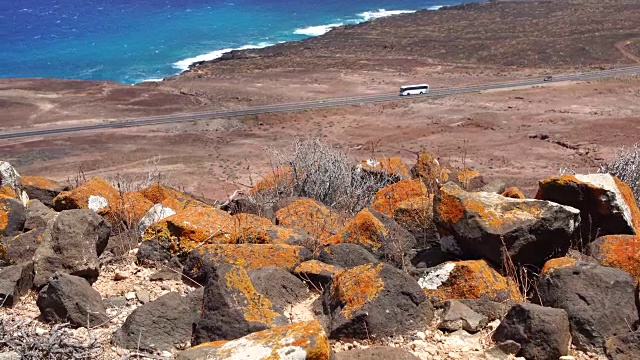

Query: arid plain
left=1, top=0, right=640, bottom=200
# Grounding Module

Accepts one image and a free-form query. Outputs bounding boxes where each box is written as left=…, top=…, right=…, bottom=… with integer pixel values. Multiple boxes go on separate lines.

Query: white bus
left=399, top=84, right=429, bottom=96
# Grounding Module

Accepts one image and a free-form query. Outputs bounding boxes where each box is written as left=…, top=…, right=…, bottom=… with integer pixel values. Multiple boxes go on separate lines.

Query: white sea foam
left=357, top=9, right=416, bottom=22
left=171, top=42, right=273, bottom=71
left=294, top=23, right=344, bottom=36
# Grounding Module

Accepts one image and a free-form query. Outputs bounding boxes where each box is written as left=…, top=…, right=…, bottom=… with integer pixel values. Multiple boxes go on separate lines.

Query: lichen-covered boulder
left=536, top=174, right=640, bottom=240
left=537, top=262, right=639, bottom=352
left=392, top=195, right=438, bottom=247
left=0, top=161, right=24, bottom=202
left=358, top=157, right=411, bottom=180
left=0, top=198, right=26, bottom=238
left=324, top=208, right=416, bottom=267
left=435, top=182, right=580, bottom=266
left=142, top=205, right=235, bottom=258
left=371, top=179, right=428, bottom=216
left=275, top=198, right=343, bottom=240
left=587, top=235, right=640, bottom=280
left=52, top=177, right=119, bottom=213
left=21, top=176, right=67, bottom=208
left=192, top=263, right=288, bottom=344
left=184, top=244, right=312, bottom=284
left=114, top=191, right=154, bottom=226
left=323, top=263, right=433, bottom=339
left=418, top=260, right=521, bottom=304
left=177, top=320, right=330, bottom=360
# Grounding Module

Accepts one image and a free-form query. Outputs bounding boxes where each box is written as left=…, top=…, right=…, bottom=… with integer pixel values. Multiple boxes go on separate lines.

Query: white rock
left=0, top=161, right=20, bottom=189
left=418, top=262, right=456, bottom=290
left=137, top=203, right=177, bottom=236
left=124, top=291, right=136, bottom=300
left=88, top=195, right=109, bottom=211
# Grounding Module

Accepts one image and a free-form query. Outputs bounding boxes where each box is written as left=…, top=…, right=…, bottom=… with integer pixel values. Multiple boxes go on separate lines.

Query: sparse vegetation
left=599, top=142, right=640, bottom=202
left=251, top=137, right=396, bottom=214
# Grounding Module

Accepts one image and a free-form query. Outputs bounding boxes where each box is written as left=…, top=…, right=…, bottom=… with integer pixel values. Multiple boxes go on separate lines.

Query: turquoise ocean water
left=1, top=0, right=476, bottom=84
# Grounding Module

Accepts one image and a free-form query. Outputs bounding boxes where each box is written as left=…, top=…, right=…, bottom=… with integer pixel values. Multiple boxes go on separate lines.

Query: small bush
left=599, top=142, right=640, bottom=202
left=254, top=138, right=396, bottom=214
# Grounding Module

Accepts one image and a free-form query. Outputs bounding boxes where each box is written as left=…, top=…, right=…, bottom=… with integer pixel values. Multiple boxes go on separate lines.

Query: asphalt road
left=2, top=65, right=640, bottom=140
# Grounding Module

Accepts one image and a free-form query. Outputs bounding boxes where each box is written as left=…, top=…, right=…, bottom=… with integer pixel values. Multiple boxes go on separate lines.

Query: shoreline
left=139, top=5, right=453, bottom=85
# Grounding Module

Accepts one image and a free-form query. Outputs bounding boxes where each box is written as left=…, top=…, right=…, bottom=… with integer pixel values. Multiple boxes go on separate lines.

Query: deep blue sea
left=1, top=0, right=475, bottom=84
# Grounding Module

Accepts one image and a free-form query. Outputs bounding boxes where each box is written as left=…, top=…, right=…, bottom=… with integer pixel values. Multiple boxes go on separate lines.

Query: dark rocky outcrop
left=192, top=263, right=288, bottom=345
left=318, top=243, right=378, bottom=268
left=434, top=182, right=580, bottom=267
left=33, top=209, right=111, bottom=286
left=0, top=198, right=26, bottom=238
left=493, top=303, right=571, bottom=360
left=323, top=263, right=433, bottom=339
left=36, top=272, right=108, bottom=328
left=438, top=299, right=488, bottom=333
left=114, top=289, right=203, bottom=351
left=23, top=199, right=56, bottom=231
left=537, top=263, right=639, bottom=352
left=248, top=266, right=309, bottom=313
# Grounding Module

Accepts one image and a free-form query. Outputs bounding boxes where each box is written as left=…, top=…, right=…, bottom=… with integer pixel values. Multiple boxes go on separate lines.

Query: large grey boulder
left=434, top=182, right=580, bottom=267
left=0, top=198, right=26, bottom=237
left=24, top=199, right=56, bottom=231
left=492, top=303, right=571, bottom=360
left=537, top=263, right=639, bottom=352
left=36, top=272, right=108, bottom=328
left=248, top=266, right=308, bottom=313
left=33, top=209, right=111, bottom=286
left=114, top=289, right=203, bottom=351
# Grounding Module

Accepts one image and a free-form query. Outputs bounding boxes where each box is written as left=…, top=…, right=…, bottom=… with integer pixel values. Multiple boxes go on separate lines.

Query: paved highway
left=2, top=65, right=639, bottom=140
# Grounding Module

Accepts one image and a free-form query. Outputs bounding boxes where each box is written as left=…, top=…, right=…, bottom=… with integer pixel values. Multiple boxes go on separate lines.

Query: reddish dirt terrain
left=1, top=0, right=640, bottom=200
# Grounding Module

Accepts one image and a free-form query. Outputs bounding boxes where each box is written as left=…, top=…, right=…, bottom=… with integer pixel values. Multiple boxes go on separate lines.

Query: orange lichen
left=360, top=157, right=411, bottom=179
left=457, top=168, right=480, bottom=184
left=52, top=177, right=119, bottom=211
left=250, top=167, right=294, bottom=195
left=613, top=176, right=640, bottom=233
left=331, top=263, right=384, bottom=319
left=371, top=179, right=428, bottom=216
left=593, top=235, right=640, bottom=280
left=423, top=260, right=522, bottom=303
left=224, top=265, right=282, bottom=325
left=463, top=196, right=543, bottom=231
left=192, top=244, right=306, bottom=271
left=502, top=187, right=526, bottom=199
left=0, top=186, right=17, bottom=199
left=234, top=225, right=304, bottom=245
left=540, top=257, right=577, bottom=278
left=142, top=205, right=235, bottom=254
left=109, top=191, right=153, bottom=225
left=21, top=175, right=61, bottom=190
left=0, top=204, right=9, bottom=231
left=139, top=183, right=201, bottom=210
left=411, top=149, right=444, bottom=187
left=295, top=260, right=340, bottom=276
left=276, top=198, right=343, bottom=240
left=324, top=208, right=387, bottom=250
left=436, top=187, right=465, bottom=224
